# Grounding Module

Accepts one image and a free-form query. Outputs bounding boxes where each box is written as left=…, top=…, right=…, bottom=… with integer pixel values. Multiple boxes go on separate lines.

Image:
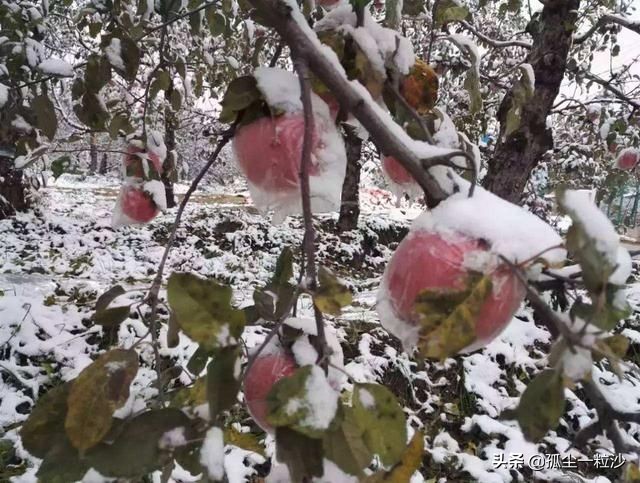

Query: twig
left=294, top=56, right=328, bottom=373
left=458, top=20, right=532, bottom=49
left=269, top=41, right=284, bottom=67
left=137, top=1, right=218, bottom=41
left=383, top=82, right=435, bottom=144
left=426, top=0, right=440, bottom=63
left=574, top=13, right=640, bottom=44
left=144, top=126, right=235, bottom=403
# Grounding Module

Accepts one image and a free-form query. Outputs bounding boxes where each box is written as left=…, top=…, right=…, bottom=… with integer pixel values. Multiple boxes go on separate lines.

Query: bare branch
left=577, top=69, right=640, bottom=110
left=459, top=20, right=532, bottom=49
left=574, top=13, right=640, bottom=44
left=246, top=0, right=449, bottom=208
left=137, top=1, right=219, bottom=41
left=145, top=126, right=235, bottom=401
left=294, top=56, right=328, bottom=372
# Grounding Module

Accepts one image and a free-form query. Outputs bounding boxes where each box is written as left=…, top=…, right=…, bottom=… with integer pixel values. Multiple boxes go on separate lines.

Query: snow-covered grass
left=2, top=175, right=640, bottom=482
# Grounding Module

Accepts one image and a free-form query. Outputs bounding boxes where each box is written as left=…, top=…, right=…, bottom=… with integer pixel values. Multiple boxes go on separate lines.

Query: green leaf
left=207, top=345, right=242, bottom=421
left=510, top=368, right=565, bottom=442
left=448, top=35, right=482, bottom=114
left=352, top=383, right=407, bottom=467
left=117, top=36, right=141, bottom=81
left=170, top=377, right=207, bottom=408
left=273, top=246, right=294, bottom=286
left=506, top=0, right=521, bottom=12
left=65, top=349, right=139, bottom=452
left=20, top=384, right=70, bottom=458
left=74, top=92, right=109, bottom=130
left=32, top=94, right=57, bottom=140
left=150, top=70, right=172, bottom=102
left=253, top=246, right=296, bottom=321
left=187, top=345, right=210, bottom=375
left=84, top=55, right=111, bottom=93
left=385, top=0, right=401, bottom=29
left=219, top=75, right=262, bottom=125
left=364, top=430, right=425, bottom=482
left=595, top=333, right=629, bottom=360
left=323, top=405, right=372, bottom=477
left=275, top=427, right=324, bottom=482
left=206, top=9, right=226, bottom=36
left=167, top=272, right=245, bottom=349
left=93, top=285, right=130, bottom=327
left=224, top=427, right=265, bottom=456
left=414, top=274, right=492, bottom=360
left=434, top=0, right=470, bottom=25
left=86, top=409, right=194, bottom=478
left=37, top=438, right=89, bottom=483
left=267, top=365, right=334, bottom=438
left=109, top=113, right=132, bottom=139
left=51, top=155, right=71, bottom=179
left=169, top=88, right=182, bottom=111
left=314, top=267, right=353, bottom=315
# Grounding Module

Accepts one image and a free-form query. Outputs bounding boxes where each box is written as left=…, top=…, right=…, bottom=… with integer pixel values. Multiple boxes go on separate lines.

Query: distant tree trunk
left=337, top=126, right=363, bottom=232
left=0, top=157, right=27, bottom=219
left=0, top=97, right=28, bottom=220
left=483, top=0, right=580, bottom=203
left=99, top=153, right=108, bottom=174
left=163, top=81, right=177, bottom=209
left=88, top=133, right=98, bottom=173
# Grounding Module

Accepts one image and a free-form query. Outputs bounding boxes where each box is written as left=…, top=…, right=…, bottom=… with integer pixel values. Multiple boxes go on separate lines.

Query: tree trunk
left=337, top=126, right=363, bottom=232
left=482, top=0, right=580, bottom=203
left=0, top=156, right=28, bottom=219
left=163, top=81, right=177, bottom=209
left=99, top=153, right=108, bottom=174
left=88, top=133, right=98, bottom=173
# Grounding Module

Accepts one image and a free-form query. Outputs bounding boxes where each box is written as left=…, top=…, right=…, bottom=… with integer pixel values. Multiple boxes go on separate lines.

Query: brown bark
left=88, top=133, right=98, bottom=173
left=483, top=0, right=580, bottom=203
left=337, top=126, right=363, bottom=232
left=163, top=80, right=177, bottom=209
left=0, top=96, right=28, bottom=219
left=99, top=153, right=108, bottom=174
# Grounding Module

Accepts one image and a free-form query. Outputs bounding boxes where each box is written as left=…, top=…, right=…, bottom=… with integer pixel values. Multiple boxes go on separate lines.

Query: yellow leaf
left=224, top=427, right=265, bottom=456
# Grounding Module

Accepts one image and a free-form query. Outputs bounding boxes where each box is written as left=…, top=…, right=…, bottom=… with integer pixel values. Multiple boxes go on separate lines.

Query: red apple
left=382, top=156, right=416, bottom=186
left=120, top=186, right=159, bottom=223
left=380, top=230, right=526, bottom=354
left=125, top=144, right=163, bottom=179
left=243, top=352, right=297, bottom=432
left=616, top=149, right=640, bottom=171
left=233, top=114, right=321, bottom=192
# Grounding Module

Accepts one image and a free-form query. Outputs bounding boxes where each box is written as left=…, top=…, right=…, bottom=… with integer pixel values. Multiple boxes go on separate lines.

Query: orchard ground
left=2, top=175, right=640, bottom=482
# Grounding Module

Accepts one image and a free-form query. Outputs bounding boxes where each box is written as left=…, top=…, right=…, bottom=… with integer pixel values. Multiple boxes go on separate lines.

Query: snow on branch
left=574, top=13, right=640, bottom=44
left=458, top=20, right=532, bottom=49
left=245, top=0, right=468, bottom=207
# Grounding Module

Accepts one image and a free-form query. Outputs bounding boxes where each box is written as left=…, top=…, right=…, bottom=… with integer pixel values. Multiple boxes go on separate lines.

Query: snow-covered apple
left=233, top=113, right=321, bottom=192
left=378, top=230, right=526, bottom=355
left=615, top=148, right=640, bottom=171
left=243, top=352, right=297, bottom=432
left=120, top=186, right=159, bottom=223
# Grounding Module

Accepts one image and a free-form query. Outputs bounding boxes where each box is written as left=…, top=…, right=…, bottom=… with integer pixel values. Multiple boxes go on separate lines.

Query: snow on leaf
left=314, top=266, right=353, bottom=315
left=352, top=382, right=406, bottom=467
left=200, top=426, right=225, bottom=481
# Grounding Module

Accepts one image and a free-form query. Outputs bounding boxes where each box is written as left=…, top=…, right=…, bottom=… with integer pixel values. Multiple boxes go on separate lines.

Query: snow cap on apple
left=243, top=317, right=344, bottom=433
left=377, top=186, right=566, bottom=358
left=232, top=68, right=347, bottom=223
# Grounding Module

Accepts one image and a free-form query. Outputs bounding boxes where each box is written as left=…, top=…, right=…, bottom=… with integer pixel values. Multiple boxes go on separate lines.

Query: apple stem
left=294, top=55, right=329, bottom=374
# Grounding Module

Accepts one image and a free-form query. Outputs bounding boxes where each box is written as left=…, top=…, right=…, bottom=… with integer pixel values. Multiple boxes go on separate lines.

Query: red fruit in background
left=383, top=156, right=416, bottom=186
left=615, top=149, right=640, bottom=171
left=121, top=186, right=159, bottom=223
left=233, top=114, right=321, bottom=192
left=381, top=230, right=525, bottom=353
left=125, top=145, right=163, bottom=179
left=244, top=353, right=297, bottom=432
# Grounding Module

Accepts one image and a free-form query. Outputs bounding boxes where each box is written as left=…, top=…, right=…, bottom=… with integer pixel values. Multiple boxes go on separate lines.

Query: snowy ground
left=1, top=175, right=640, bottom=482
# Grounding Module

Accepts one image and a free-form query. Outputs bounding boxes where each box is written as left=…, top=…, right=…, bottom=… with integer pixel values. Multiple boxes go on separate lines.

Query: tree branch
left=574, top=13, right=640, bottom=44
left=145, top=126, right=235, bottom=402
left=577, top=69, right=640, bottom=110
left=246, top=0, right=449, bottom=208
left=459, top=20, right=532, bottom=49
left=294, top=56, right=328, bottom=372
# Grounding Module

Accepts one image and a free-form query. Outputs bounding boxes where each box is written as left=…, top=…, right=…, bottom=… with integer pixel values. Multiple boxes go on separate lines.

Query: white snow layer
left=37, top=58, right=74, bottom=77
left=105, top=38, right=125, bottom=71
left=287, top=365, right=339, bottom=430
left=200, top=426, right=225, bottom=481
left=413, top=186, right=566, bottom=266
